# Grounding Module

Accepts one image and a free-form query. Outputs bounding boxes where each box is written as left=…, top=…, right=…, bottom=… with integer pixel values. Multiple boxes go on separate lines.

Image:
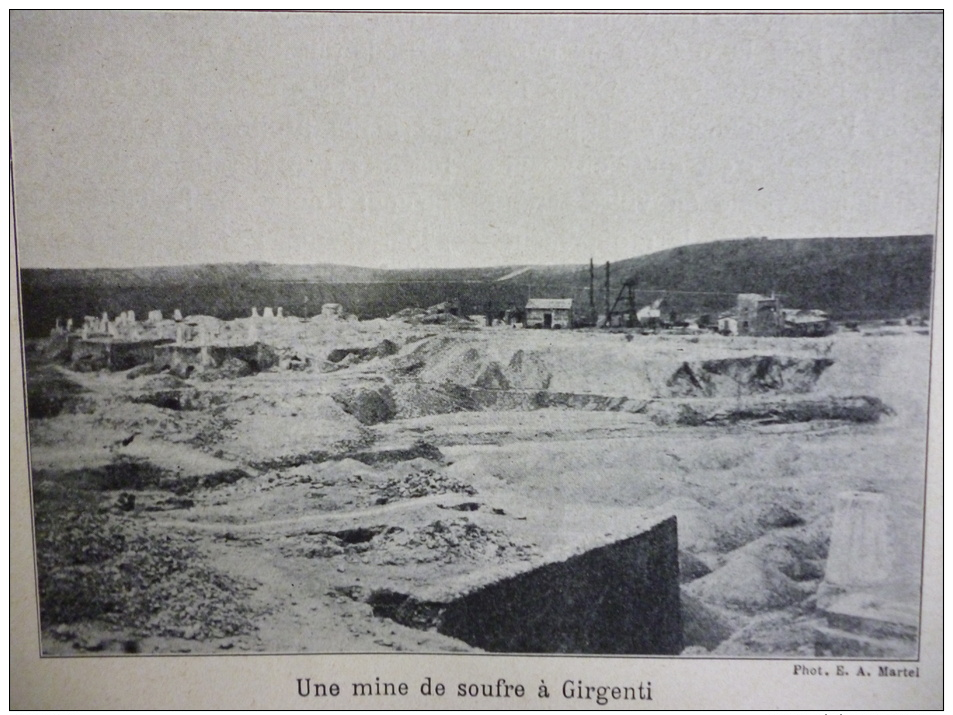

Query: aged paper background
left=10, top=11, right=943, bottom=708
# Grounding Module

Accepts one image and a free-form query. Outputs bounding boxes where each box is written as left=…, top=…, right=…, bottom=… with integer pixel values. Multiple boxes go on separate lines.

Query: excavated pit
left=385, top=341, right=845, bottom=424
left=325, top=526, right=386, bottom=544
left=25, top=320, right=929, bottom=660
left=71, top=338, right=174, bottom=372
left=396, top=337, right=834, bottom=396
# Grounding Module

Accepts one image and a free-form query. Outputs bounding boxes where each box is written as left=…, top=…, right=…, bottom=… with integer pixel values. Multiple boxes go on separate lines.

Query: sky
left=10, top=11, right=943, bottom=269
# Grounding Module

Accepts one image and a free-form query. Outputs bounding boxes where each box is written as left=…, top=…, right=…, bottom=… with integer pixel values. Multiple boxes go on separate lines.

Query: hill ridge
left=18, top=235, right=934, bottom=337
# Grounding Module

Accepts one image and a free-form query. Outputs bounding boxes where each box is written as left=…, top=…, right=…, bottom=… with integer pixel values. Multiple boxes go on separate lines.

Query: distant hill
left=544, top=235, right=936, bottom=321
left=16, top=235, right=934, bottom=338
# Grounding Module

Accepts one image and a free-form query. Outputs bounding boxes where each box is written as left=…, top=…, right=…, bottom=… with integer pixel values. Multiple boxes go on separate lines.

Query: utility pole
left=626, top=281, right=637, bottom=327
left=604, top=261, right=611, bottom=326
left=589, top=258, right=595, bottom=324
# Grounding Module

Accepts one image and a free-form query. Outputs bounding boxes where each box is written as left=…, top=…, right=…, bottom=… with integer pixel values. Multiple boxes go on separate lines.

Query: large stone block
left=370, top=516, right=681, bottom=655
left=824, top=491, right=890, bottom=588
left=816, top=490, right=920, bottom=657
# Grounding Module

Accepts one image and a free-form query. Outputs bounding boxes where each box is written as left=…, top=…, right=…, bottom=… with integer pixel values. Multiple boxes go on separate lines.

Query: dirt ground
left=24, top=317, right=931, bottom=657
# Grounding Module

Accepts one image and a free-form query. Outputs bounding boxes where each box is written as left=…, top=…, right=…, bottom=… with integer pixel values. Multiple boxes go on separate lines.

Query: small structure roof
left=526, top=298, right=573, bottom=310
left=782, top=308, right=830, bottom=323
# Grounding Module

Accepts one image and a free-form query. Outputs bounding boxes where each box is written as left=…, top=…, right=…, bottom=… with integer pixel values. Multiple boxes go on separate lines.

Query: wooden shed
left=525, top=298, right=573, bottom=329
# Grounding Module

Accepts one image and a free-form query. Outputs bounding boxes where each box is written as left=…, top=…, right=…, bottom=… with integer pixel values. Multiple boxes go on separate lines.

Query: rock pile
left=326, top=339, right=400, bottom=367
left=371, top=517, right=537, bottom=565
left=389, top=305, right=475, bottom=326
left=373, top=468, right=477, bottom=504
left=332, top=386, right=397, bottom=425
left=36, top=505, right=260, bottom=640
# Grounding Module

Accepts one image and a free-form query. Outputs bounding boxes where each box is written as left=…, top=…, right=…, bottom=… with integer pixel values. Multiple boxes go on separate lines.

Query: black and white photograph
left=10, top=10, right=942, bottom=709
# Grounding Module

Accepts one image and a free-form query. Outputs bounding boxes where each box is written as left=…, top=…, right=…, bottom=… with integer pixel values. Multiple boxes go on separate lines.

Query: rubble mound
left=332, top=386, right=397, bottom=425
left=391, top=383, right=477, bottom=418
left=389, top=305, right=475, bottom=326
left=348, top=441, right=446, bottom=466
left=387, top=307, right=425, bottom=322
left=683, top=553, right=813, bottom=614
left=712, top=612, right=820, bottom=656
left=420, top=314, right=475, bottom=327
left=35, top=503, right=259, bottom=640
left=328, top=339, right=399, bottom=364
left=397, top=339, right=553, bottom=391
left=326, top=339, right=401, bottom=371
left=370, top=517, right=537, bottom=565
left=373, top=468, right=477, bottom=504
left=680, top=593, right=742, bottom=651
left=474, top=362, right=510, bottom=390
left=679, top=551, right=713, bottom=583
left=681, top=522, right=829, bottom=619
left=708, top=486, right=809, bottom=552
left=506, top=349, right=553, bottom=390
left=730, top=532, right=827, bottom=583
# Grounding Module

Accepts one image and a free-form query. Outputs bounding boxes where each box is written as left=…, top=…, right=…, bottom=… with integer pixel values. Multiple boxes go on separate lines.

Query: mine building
left=781, top=308, right=833, bottom=337
left=717, top=312, right=739, bottom=336
left=736, top=293, right=782, bottom=336
left=636, top=298, right=669, bottom=329
left=525, top=298, right=573, bottom=329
